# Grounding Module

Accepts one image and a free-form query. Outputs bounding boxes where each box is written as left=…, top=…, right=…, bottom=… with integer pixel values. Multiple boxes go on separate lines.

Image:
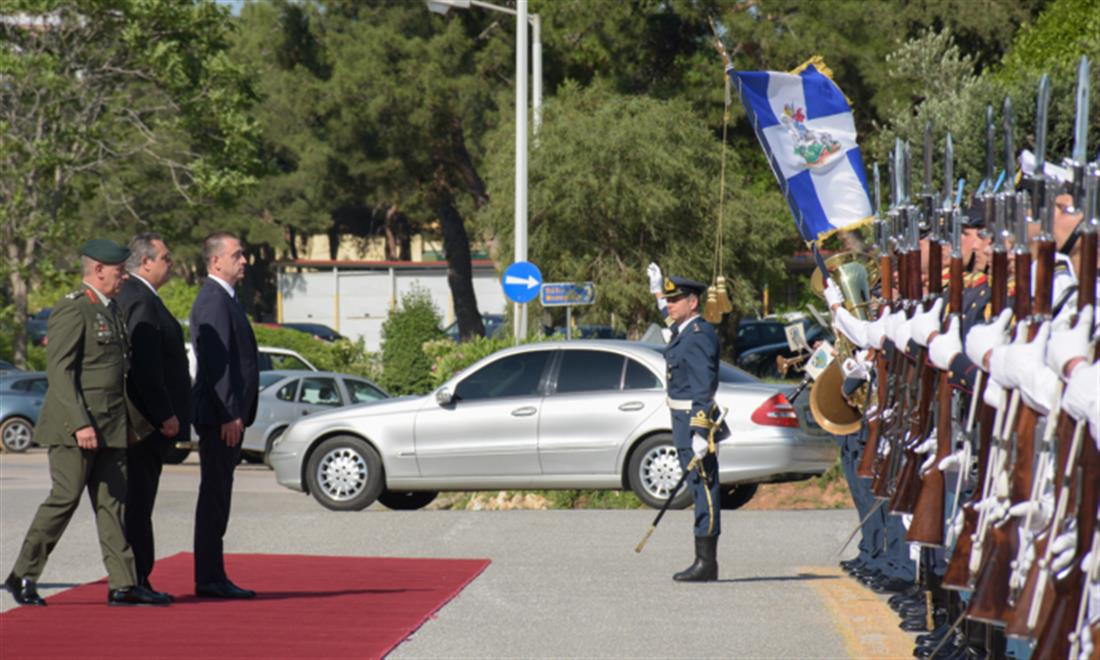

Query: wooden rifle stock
left=908, top=249, right=962, bottom=545
left=857, top=251, right=895, bottom=479
left=942, top=248, right=1009, bottom=589
left=871, top=248, right=911, bottom=498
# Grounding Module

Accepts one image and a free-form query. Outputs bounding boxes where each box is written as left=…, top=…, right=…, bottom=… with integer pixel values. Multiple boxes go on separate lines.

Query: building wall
left=278, top=261, right=505, bottom=351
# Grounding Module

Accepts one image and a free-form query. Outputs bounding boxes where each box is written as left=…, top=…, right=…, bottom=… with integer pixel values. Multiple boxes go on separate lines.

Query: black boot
left=673, top=536, right=718, bottom=582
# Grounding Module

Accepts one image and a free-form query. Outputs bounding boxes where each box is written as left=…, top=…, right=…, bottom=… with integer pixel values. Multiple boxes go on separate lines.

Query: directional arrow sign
left=540, top=282, right=596, bottom=307
left=501, top=261, right=542, bottom=303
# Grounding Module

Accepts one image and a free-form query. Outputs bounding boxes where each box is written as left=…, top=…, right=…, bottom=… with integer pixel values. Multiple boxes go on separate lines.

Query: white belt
left=666, top=397, right=692, bottom=411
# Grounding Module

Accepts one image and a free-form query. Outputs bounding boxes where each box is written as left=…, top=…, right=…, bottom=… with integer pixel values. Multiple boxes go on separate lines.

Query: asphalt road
left=0, top=449, right=915, bottom=658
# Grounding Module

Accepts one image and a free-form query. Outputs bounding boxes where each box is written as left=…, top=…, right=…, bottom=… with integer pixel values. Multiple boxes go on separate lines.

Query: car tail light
left=750, top=392, right=800, bottom=428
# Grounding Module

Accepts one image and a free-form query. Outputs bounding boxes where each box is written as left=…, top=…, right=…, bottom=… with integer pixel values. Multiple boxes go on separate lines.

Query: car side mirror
left=435, top=388, right=453, bottom=406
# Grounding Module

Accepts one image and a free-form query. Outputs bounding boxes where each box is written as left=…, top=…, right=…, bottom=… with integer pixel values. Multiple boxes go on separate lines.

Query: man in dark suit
left=189, top=231, right=259, bottom=599
left=116, top=233, right=190, bottom=601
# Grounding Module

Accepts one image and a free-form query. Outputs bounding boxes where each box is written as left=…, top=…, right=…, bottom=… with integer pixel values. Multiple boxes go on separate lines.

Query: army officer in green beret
left=4, top=239, right=170, bottom=607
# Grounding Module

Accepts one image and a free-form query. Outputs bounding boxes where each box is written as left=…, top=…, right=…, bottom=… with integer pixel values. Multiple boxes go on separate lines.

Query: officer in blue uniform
left=658, top=275, right=725, bottom=582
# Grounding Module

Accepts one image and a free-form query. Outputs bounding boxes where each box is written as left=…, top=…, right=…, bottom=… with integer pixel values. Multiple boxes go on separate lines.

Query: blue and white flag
left=729, top=58, right=872, bottom=242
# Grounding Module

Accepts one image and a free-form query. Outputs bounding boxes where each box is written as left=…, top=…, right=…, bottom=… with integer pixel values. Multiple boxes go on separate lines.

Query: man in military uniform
left=657, top=274, right=724, bottom=582
left=4, top=240, right=170, bottom=607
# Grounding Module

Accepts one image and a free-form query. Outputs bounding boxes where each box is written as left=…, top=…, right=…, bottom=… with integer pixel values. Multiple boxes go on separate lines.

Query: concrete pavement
left=0, top=449, right=914, bottom=657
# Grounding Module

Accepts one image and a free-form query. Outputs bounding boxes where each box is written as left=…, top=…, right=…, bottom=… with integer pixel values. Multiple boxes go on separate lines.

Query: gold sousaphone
left=807, top=251, right=878, bottom=435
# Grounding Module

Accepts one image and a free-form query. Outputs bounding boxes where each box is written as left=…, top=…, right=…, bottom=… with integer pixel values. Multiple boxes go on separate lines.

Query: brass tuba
left=807, top=252, right=878, bottom=435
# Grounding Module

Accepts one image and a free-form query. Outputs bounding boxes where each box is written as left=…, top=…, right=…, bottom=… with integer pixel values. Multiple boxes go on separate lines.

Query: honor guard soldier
left=4, top=240, right=170, bottom=607
left=657, top=274, right=726, bottom=582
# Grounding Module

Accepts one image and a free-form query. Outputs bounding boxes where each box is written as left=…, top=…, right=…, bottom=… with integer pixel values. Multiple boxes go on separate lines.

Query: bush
left=250, top=324, right=380, bottom=380
left=379, top=288, right=444, bottom=395
left=423, top=335, right=517, bottom=387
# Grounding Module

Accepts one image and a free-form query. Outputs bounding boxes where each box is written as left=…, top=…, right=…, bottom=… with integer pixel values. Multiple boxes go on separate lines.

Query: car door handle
left=618, top=401, right=645, bottom=412
left=301, top=410, right=311, bottom=416
left=511, top=406, right=537, bottom=417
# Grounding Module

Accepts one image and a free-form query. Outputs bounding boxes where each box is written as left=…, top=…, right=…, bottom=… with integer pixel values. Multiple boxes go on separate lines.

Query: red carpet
left=0, top=552, right=489, bottom=659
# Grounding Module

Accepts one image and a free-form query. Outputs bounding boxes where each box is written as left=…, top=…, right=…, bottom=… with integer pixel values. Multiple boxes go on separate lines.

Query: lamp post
left=426, top=0, right=541, bottom=340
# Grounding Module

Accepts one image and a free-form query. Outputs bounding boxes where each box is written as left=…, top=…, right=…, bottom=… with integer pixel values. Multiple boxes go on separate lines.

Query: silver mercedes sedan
left=270, top=340, right=836, bottom=511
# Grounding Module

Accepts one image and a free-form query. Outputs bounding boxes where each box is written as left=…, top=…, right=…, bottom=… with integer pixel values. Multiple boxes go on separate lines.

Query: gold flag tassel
left=704, top=24, right=733, bottom=325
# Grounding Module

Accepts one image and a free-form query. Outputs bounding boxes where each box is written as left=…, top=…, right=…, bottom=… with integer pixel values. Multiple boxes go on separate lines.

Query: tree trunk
left=383, top=204, right=411, bottom=261
left=431, top=181, right=484, bottom=341
left=6, top=239, right=33, bottom=369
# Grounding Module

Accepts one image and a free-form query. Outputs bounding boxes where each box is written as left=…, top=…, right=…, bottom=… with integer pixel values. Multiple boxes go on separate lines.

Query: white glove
left=916, top=434, right=937, bottom=473
left=841, top=352, right=872, bottom=381
left=975, top=495, right=1008, bottom=522
left=833, top=307, right=870, bottom=348
left=647, top=262, right=663, bottom=294
left=1008, top=494, right=1053, bottom=533
left=1018, top=362, right=1060, bottom=416
left=988, top=320, right=1035, bottom=390
left=866, top=306, right=890, bottom=349
left=939, top=446, right=967, bottom=473
left=1051, top=528, right=1077, bottom=577
left=1062, top=362, right=1100, bottom=440
left=911, top=298, right=944, bottom=347
left=885, top=309, right=907, bottom=348
left=691, top=433, right=708, bottom=459
left=929, top=316, right=962, bottom=371
left=1046, top=304, right=1094, bottom=378
left=824, top=278, right=845, bottom=310
left=983, top=379, right=1006, bottom=409
left=946, top=509, right=965, bottom=548
left=965, top=308, right=1014, bottom=371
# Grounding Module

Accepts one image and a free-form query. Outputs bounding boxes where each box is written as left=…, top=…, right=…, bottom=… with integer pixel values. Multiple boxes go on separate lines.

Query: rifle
left=1010, top=60, right=1094, bottom=640
left=1032, top=165, right=1100, bottom=659
left=968, top=75, right=1054, bottom=625
left=908, top=134, right=961, bottom=546
left=890, top=131, right=941, bottom=515
left=858, top=164, right=895, bottom=479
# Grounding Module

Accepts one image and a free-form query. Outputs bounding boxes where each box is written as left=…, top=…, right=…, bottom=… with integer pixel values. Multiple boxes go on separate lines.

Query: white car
left=270, top=341, right=836, bottom=511
left=184, top=344, right=317, bottom=381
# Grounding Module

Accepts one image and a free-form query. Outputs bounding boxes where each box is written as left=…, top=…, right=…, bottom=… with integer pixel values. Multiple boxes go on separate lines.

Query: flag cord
left=713, top=74, right=730, bottom=280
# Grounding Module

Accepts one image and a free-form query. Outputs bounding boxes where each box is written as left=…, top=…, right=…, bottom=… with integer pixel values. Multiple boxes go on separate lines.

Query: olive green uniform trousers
left=12, top=445, right=136, bottom=589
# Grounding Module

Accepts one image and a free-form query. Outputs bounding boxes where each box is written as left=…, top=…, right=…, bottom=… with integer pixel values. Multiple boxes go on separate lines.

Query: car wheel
left=628, top=434, right=692, bottom=510
left=263, top=427, right=286, bottom=469
left=0, top=416, right=34, bottom=453
left=162, top=445, right=191, bottom=464
left=378, top=490, right=438, bottom=511
left=305, top=436, right=383, bottom=512
left=721, top=483, right=759, bottom=510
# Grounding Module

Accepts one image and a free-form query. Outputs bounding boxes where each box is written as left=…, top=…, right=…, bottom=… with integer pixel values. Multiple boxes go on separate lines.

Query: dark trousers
left=194, top=424, right=242, bottom=585
left=125, top=431, right=171, bottom=585
left=840, top=430, right=881, bottom=565
left=671, top=410, right=721, bottom=538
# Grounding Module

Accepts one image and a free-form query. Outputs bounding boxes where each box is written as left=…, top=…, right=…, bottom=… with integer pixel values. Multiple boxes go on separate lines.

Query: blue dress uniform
left=659, top=276, right=725, bottom=582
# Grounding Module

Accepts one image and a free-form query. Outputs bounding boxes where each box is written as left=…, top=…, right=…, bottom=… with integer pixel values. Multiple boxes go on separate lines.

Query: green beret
left=79, top=239, right=130, bottom=265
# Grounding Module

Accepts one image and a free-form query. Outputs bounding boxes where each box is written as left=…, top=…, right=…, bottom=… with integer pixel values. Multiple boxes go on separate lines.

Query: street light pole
left=513, top=0, right=529, bottom=340
left=426, top=0, right=540, bottom=341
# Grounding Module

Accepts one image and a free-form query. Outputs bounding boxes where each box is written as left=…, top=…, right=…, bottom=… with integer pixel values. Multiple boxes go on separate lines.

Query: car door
left=413, top=350, right=553, bottom=478
left=538, top=350, right=665, bottom=475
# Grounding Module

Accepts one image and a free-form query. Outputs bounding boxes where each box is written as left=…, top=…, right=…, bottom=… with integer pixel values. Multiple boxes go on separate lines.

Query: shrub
left=250, top=324, right=379, bottom=380
left=379, top=287, right=444, bottom=395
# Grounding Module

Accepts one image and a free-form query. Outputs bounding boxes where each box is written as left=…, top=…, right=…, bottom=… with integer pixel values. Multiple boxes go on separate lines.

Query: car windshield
left=640, top=345, right=759, bottom=384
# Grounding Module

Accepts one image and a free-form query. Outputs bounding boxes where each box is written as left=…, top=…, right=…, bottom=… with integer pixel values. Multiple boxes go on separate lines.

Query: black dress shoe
left=900, top=615, right=930, bottom=632
left=4, top=572, right=46, bottom=606
left=195, top=580, right=256, bottom=599
left=108, top=584, right=171, bottom=606
left=140, top=580, right=175, bottom=603
left=872, top=577, right=915, bottom=594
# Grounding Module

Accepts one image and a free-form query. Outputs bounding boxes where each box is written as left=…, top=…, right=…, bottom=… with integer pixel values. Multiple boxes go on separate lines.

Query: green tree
left=478, top=83, right=795, bottom=337
left=0, top=0, right=260, bottom=367
left=380, top=287, right=445, bottom=395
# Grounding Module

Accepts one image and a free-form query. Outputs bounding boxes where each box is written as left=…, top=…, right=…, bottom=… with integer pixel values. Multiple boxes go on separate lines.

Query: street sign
left=540, top=282, right=595, bottom=307
left=501, top=261, right=542, bottom=304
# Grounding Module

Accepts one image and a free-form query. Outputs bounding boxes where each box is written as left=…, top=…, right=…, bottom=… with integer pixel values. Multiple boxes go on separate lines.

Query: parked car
left=730, top=318, right=793, bottom=361
left=242, top=370, right=389, bottom=467
left=443, top=313, right=507, bottom=341
left=26, top=309, right=51, bottom=346
left=0, top=360, right=18, bottom=373
left=0, top=372, right=48, bottom=452
left=270, top=340, right=834, bottom=512
left=737, top=321, right=835, bottom=379
left=280, top=323, right=345, bottom=342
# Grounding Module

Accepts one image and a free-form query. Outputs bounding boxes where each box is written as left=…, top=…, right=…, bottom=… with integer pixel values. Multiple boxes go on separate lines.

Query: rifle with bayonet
left=890, top=129, right=941, bottom=516
left=968, top=75, right=1054, bottom=625
left=1032, top=154, right=1100, bottom=660
left=908, top=133, right=961, bottom=546
left=858, top=163, right=894, bottom=479
left=1008, top=59, right=1094, bottom=641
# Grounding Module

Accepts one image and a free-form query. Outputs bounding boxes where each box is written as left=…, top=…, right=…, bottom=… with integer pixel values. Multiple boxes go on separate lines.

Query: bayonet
left=985, top=105, right=996, bottom=190
left=943, top=133, right=955, bottom=211
left=874, top=162, right=882, bottom=217
left=1070, top=57, right=1090, bottom=212
left=1030, top=74, right=1052, bottom=220
left=1003, top=96, right=1016, bottom=188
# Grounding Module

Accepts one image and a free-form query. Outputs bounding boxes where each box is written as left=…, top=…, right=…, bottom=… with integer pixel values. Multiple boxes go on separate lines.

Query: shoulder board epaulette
left=693, top=323, right=701, bottom=333
left=64, top=290, right=83, bottom=300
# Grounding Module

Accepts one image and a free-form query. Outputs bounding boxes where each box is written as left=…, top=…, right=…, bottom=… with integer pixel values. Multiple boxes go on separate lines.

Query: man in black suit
left=189, top=231, right=259, bottom=599
left=116, top=233, right=190, bottom=601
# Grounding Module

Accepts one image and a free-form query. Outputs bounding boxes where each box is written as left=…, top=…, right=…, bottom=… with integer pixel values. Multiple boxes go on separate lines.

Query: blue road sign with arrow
left=501, top=261, right=542, bottom=303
